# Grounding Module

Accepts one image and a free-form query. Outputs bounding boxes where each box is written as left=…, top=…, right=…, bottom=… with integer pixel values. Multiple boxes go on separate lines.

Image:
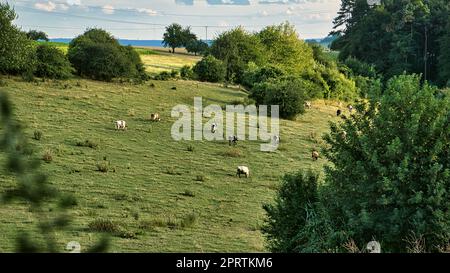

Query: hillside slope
left=0, top=78, right=342, bottom=252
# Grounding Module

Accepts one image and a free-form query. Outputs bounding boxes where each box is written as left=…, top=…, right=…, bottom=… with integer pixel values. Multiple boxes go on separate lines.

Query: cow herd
left=113, top=101, right=353, bottom=179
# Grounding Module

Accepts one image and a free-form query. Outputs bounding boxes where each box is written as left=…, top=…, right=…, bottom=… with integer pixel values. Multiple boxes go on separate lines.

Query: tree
left=26, top=30, right=48, bottom=41
left=68, top=28, right=145, bottom=81
left=323, top=74, right=450, bottom=252
left=193, top=55, right=225, bottom=83
left=185, top=39, right=209, bottom=56
left=163, top=23, right=185, bottom=54
left=211, top=27, right=264, bottom=83
left=438, top=21, right=450, bottom=87
left=35, top=44, right=73, bottom=79
left=257, top=22, right=314, bottom=75
left=0, top=3, right=36, bottom=74
left=331, top=0, right=450, bottom=86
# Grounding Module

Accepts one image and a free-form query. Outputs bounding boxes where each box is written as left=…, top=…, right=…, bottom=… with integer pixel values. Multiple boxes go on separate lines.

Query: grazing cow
left=273, top=135, right=280, bottom=144
left=305, top=101, right=312, bottom=109
left=312, top=150, right=319, bottom=161
left=115, top=120, right=127, bottom=130
left=228, top=135, right=238, bottom=146
left=211, top=122, right=218, bottom=134
left=337, top=109, right=342, bottom=117
left=236, top=166, right=250, bottom=178
left=341, top=115, right=347, bottom=120
left=150, top=113, right=161, bottom=122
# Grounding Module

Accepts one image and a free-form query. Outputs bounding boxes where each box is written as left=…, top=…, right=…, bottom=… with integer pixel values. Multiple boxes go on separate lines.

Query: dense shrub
left=250, top=77, right=310, bottom=120
left=35, top=44, right=73, bottom=79
left=193, top=55, right=226, bottom=83
left=180, top=65, right=194, bottom=80
left=68, top=29, right=145, bottom=81
left=154, top=71, right=173, bottom=81
left=262, top=171, right=320, bottom=252
left=242, top=63, right=285, bottom=90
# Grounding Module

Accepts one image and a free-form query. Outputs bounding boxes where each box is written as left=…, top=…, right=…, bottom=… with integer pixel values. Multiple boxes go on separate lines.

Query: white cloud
left=34, top=1, right=56, bottom=12
left=136, top=8, right=158, bottom=16
left=102, top=5, right=115, bottom=15
left=66, top=0, right=81, bottom=5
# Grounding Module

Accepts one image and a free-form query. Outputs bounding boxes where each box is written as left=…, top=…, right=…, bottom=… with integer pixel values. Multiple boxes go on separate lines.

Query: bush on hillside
left=180, top=65, right=194, bottom=80
left=241, top=63, right=285, bottom=90
left=262, top=171, right=320, bottom=252
left=35, top=44, right=74, bottom=79
left=67, top=29, right=146, bottom=81
left=250, top=77, right=312, bottom=120
left=193, top=55, right=226, bottom=83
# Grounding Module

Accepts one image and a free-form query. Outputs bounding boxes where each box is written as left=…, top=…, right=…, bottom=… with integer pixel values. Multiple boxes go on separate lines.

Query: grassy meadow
left=0, top=49, right=345, bottom=253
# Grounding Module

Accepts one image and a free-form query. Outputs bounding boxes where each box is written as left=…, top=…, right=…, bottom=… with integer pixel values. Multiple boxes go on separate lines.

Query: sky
left=6, top=0, right=342, bottom=40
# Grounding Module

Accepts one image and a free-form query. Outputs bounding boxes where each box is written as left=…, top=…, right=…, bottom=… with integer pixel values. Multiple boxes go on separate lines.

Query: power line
left=14, top=5, right=272, bottom=28
left=9, top=0, right=336, bottom=18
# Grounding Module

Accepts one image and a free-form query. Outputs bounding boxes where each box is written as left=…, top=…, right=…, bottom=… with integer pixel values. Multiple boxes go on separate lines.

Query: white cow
left=236, top=166, right=250, bottom=178
left=115, top=120, right=127, bottom=130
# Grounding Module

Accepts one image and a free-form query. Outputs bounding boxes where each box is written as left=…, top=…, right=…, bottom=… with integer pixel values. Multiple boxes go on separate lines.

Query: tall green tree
left=210, top=27, right=264, bottom=83
left=257, top=22, right=314, bottom=75
left=438, top=22, right=450, bottom=87
left=331, top=0, right=449, bottom=85
left=0, top=3, right=36, bottom=74
left=68, top=28, right=145, bottom=81
left=163, top=23, right=184, bottom=53
left=323, top=74, right=450, bottom=252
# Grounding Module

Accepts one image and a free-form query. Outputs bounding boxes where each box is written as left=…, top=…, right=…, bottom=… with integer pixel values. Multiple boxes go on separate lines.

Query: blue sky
left=7, top=0, right=341, bottom=39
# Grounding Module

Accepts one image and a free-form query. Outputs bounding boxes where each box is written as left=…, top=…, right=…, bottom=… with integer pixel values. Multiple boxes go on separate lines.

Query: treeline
left=331, top=0, right=450, bottom=87
left=0, top=3, right=146, bottom=83
left=174, top=23, right=363, bottom=119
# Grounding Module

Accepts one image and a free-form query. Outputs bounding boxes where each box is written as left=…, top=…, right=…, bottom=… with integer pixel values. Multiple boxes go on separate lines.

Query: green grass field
left=0, top=48, right=345, bottom=252
left=0, top=78, right=343, bottom=252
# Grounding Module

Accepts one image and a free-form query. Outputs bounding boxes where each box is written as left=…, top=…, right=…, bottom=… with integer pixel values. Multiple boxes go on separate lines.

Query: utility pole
left=205, top=26, right=208, bottom=42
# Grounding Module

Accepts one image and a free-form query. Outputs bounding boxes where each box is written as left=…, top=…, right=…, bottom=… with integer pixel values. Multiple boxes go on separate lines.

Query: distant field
left=0, top=76, right=343, bottom=252
left=137, top=47, right=201, bottom=74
